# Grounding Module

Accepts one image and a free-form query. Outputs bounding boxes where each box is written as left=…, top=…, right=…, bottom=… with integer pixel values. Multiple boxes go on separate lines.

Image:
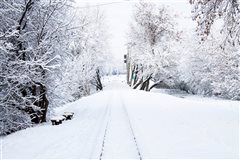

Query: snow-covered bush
left=178, top=0, right=240, bottom=99
left=179, top=31, right=240, bottom=100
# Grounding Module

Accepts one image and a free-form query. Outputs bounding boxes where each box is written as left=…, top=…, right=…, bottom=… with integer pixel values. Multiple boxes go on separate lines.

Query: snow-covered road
left=2, top=75, right=239, bottom=159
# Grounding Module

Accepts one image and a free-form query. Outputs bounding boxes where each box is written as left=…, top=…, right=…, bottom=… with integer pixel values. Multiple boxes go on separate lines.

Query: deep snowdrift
left=2, top=75, right=239, bottom=159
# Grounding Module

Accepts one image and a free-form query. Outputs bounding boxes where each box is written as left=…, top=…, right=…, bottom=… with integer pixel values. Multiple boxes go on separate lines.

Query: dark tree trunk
left=145, top=78, right=150, bottom=91
left=133, top=65, right=139, bottom=86
left=133, top=78, right=143, bottom=89
left=95, top=69, right=103, bottom=91
left=140, top=76, right=152, bottom=91
left=32, top=82, right=48, bottom=123
left=22, top=82, right=48, bottom=124
left=148, top=83, right=159, bottom=91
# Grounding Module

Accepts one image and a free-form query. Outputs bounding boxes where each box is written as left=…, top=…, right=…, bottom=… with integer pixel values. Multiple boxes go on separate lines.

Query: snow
left=50, top=116, right=66, bottom=121
left=2, top=75, right=239, bottom=159
left=151, top=88, right=237, bottom=101
left=122, top=90, right=239, bottom=158
left=63, top=112, right=74, bottom=116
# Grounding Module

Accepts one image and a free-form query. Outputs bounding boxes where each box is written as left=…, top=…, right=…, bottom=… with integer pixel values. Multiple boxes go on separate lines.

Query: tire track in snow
left=99, top=91, right=142, bottom=159
left=119, top=94, right=143, bottom=160
left=88, top=93, right=112, bottom=158
left=99, top=93, right=112, bottom=160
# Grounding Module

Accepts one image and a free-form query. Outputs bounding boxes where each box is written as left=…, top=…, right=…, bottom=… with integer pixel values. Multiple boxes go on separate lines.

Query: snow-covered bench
left=63, top=112, right=74, bottom=120
left=50, top=116, right=66, bottom=125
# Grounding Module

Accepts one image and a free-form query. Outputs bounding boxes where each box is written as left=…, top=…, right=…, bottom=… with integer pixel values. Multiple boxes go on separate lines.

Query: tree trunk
left=133, top=65, right=139, bottom=86
left=148, top=82, right=160, bottom=91
left=95, top=69, right=103, bottom=91
left=126, top=61, right=130, bottom=85
left=31, top=81, right=48, bottom=123
left=129, top=65, right=135, bottom=86
left=133, top=78, right=143, bottom=89
left=140, top=76, right=151, bottom=91
left=145, top=78, right=150, bottom=91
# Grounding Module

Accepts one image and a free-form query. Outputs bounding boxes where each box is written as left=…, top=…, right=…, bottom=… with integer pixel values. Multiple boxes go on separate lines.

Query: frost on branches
left=187, top=0, right=240, bottom=99
left=127, top=2, right=180, bottom=91
left=50, top=9, right=110, bottom=108
left=190, top=0, right=240, bottom=47
left=0, top=0, right=69, bottom=135
left=0, top=1, right=110, bottom=135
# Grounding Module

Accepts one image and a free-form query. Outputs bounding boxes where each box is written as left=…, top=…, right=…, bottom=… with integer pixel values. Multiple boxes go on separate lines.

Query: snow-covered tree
left=50, top=8, right=110, bottom=107
left=127, top=2, right=180, bottom=91
left=190, top=0, right=240, bottom=47
left=187, top=0, right=240, bottom=99
left=0, top=0, right=75, bottom=135
left=0, top=1, right=111, bottom=135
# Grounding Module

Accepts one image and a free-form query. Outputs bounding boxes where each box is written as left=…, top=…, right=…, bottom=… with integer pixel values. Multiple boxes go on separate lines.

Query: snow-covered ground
left=2, top=75, right=239, bottom=159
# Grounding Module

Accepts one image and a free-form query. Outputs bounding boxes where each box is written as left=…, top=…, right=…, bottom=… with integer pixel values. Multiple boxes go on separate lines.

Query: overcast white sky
left=76, top=0, right=196, bottom=69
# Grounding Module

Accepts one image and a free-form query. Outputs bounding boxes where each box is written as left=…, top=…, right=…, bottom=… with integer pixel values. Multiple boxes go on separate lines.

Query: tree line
left=126, top=1, right=239, bottom=100
left=0, top=0, right=110, bottom=135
